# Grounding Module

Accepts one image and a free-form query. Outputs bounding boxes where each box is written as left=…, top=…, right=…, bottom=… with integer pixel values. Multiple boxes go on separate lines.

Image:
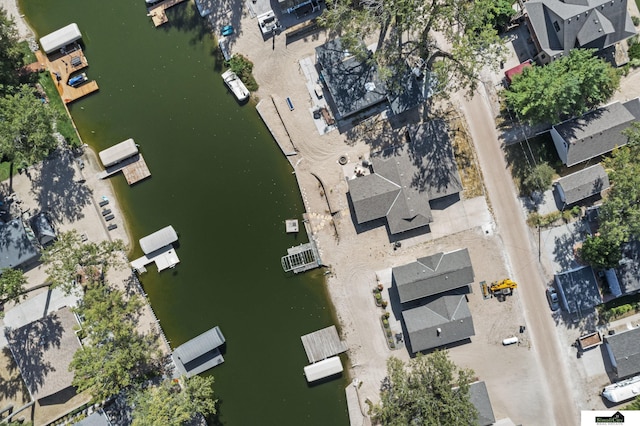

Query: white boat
left=221, top=69, right=250, bottom=102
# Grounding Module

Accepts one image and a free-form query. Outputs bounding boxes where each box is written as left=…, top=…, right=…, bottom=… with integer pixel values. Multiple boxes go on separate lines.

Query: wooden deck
left=301, top=325, right=347, bottom=364
left=36, top=49, right=99, bottom=104
left=97, top=154, right=151, bottom=186
left=148, top=0, right=189, bottom=27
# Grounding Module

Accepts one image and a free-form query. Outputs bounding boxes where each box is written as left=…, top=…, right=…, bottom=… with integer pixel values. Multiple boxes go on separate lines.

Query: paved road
left=458, top=88, right=577, bottom=426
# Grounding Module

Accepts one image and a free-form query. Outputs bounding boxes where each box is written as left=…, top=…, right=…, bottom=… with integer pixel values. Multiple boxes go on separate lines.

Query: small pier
left=281, top=241, right=320, bottom=273
left=36, top=49, right=99, bottom=104
left=285, top=219, right=299, bottom=233
left=148, top=0, right=189, bottom=27
left=301, top=325, right=347, bottom=363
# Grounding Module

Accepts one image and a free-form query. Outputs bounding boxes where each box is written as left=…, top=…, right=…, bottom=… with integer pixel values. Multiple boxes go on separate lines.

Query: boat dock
left=36, top=49, right=99, bottom=104
left=148, top=0, right=189, bottom=27
left=131, top=225, right=180, bottom=273
left=301, top=325, right=347, bottom=363
left=172, top=326, right=226, bottom=378
left=97, top=154, right=151, bottom=185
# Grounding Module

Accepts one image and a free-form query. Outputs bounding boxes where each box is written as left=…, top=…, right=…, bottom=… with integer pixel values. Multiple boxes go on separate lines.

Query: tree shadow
left=0, top=347, right=29, bottom=403
left=30, top=148, right=92, bottom=224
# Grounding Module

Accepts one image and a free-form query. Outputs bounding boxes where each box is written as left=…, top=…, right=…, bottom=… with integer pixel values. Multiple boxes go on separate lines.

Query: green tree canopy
left=319, top=0, right=506, bottom=98
left=579, top=125, right=640, bottom=269
left=522, top=161, right=554, bottom=194
left=371, top=351, right=478, bottom=425
left=504, top=49, right=620, bottom=125
left=0, top=267, right=27, bottom=304
left=41, top=230, right=126, bottom=291
left=0, top=8, right=25, bottom=95
left=0, top=84, right=58, bottom=170
left=69, top=281, right=159, bottom=401
left=131, top=376, right=217, bottom=426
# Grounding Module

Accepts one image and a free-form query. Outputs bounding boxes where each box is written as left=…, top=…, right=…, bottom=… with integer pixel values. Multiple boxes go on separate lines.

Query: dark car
left=546, top=287, right=560, bottom=311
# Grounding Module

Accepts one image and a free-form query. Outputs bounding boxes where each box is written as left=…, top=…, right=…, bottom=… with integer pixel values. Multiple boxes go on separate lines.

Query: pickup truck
left=577, top=331, right=602, bottom=352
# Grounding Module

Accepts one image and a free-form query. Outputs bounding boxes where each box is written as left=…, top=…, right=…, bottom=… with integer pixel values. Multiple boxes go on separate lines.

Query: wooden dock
left=148, top=0, right=189, bottom=27
left=97, top=154, right=151, bottom=186
left=36, top=49, right=99, bottom=104
left=301, top=325, right=347, bottom=364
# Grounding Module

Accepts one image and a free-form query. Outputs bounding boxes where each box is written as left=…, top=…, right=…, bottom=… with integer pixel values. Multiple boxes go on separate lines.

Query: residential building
left=0, top=218, right=41, bottom=270
left=554, top=164, right=609, bottom=207
left=604, top=327, right=640, bottom=379
left=554, top=265, right=602, bottom=313
left=469, top=381, right=497, bottom=426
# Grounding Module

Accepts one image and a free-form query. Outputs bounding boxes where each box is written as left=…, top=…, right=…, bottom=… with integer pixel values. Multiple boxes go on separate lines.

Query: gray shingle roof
left=172, top=326, right=225, bottom=377
left=315, top=39, right=387, bottom=119
left=616, top=240, right=640, bottom=295
left=393, top=248, right=474, bottom=303
left=403, top=295, right=475, bottom=353
left=556, top=164, right=609, bottom=205
left=347, top=120, right=462, bottom=234
left=525, top=0, right=636, bottom=60
left=553, top=100, right=638, bottom=166
left=469, top=381, right=496, bottom=426
left=6, top=307, right=80, bottom=400
left=0, top=218, right=40, bottom=270
left=554, top=266, right=602, bottom=313
left=605, top=327, right=640, bottom=379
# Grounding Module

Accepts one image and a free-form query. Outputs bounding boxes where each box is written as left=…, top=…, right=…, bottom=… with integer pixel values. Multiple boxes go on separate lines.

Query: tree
left=0, top=8, right=25, bottom=96
left=319, top=0, right=506, bottom=99
left=0, top=267, right=27, bottom=304
left=0, top=85, right=58, bottom=170
left=504, top=49, right=620, bottom=125
left=131, top=376, right=217, bottom=426
left=41, top=230, right=126, bottom=291
left=579, top=235, right=622, bottom=270
left=628, top=396, right=640, bottom=410
left=69, top=281, right=159, bottom=401
left=522, top=161, right=554, bottom=194
left=371, top=351, right=478, bottom=425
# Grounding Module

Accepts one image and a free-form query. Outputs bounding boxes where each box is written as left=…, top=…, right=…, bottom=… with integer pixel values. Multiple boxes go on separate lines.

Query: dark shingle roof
left=553, top=100, right=638, bottom=166
left=556, top=164, right=609, bottom=205
left=403, top=295, right=475, bottom=353
left=554, top=266, right=602, bottom=313
left=347, top=120, right=462, bottom=234
left=6, top=307, right=80, bottom=400
left=525, top=0, right=636, bottom=60
left=0, top=218, right=40, bottom=270
left=605, top=327, right=640, bottom=379
left=616, top=240, right=640, bottom=295
left=315, top=39, right=387, bottom=119
left=393, top=248, right=474, bottom=303
left=469, top=381, right=496, bottom=426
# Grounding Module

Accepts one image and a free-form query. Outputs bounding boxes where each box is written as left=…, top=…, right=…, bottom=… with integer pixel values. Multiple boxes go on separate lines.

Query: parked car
left=221, top=25, right=234, bottom=37
left=546, top=287, right=559, bottom=311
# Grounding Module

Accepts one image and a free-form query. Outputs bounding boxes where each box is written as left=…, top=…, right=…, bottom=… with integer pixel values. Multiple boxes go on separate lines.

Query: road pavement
left=458, top=87, right=577, bottom=425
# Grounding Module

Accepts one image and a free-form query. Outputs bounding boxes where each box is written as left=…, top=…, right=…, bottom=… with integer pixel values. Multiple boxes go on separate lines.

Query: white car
left=546, top=287, right=560, bottom=311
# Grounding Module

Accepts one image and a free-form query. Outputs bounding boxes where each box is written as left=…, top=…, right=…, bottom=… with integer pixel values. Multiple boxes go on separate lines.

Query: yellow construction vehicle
left=489, top=279, right=517, bottom=298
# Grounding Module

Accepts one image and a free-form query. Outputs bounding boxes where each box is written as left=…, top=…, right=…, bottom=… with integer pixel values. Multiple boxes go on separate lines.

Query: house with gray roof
left=550, top=98, right=640, bottom=167
left=554, top=265, right=602, bottom=313
left=393, top=248, right=474, bottom=304
left=0, top=218, right=41, bottom=271
left=608, top=240, right=640, bottom=297
left=469, top=381, right=497, bottom=426
left=172, top=326, right=225, bottom=378
left=403, top=294, right=475, bottom=353
left=524, top=0, right=636, bottom=65
left=348, top=120, right=462, bottom=235
left=555, top=164, right=609, bottom=207
left=604, top=327, right=640, bottom=379
left=6, top=306, right=81, bottom=402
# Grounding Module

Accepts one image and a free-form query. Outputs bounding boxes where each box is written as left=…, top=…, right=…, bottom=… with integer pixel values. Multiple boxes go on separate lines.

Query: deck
left=36, top=49, right=99, bottom=104
left=148, top=0, right=189, bottom=27
left=131, top=245, right=180, bottom=274
left=96, top=153, right=151, bottom=185
left=301, top=325, right=347, bottom=364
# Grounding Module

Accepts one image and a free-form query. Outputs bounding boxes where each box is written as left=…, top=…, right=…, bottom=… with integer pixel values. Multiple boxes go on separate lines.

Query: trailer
left=578, top=331, right=602, bottom=352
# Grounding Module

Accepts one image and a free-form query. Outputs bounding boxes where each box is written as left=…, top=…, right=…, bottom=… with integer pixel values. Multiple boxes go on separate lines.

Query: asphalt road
left=458, top=88, right=577, bottom=426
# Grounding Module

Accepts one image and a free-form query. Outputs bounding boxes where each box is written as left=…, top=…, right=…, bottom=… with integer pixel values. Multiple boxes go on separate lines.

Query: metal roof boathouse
left=97, top=138, right=151, bottom=185
left=131, top=225, right=180, bottom=273
left=39, top=23, right=82, bottom=54
left=172, top=326, right=226, bottom=377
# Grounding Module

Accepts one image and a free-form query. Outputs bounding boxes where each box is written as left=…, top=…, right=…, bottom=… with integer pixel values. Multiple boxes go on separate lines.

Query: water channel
left=20, top=0, right=349, bottom=423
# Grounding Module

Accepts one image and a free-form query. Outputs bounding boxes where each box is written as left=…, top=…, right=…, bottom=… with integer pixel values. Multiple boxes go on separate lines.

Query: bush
left=228, top=54, right=259, bottom=92
left=633, top=16, right=640, bottom=26
left=629, top=41, right=640, bottom=61
left=382, top=319, right=389, bottom=328
left=522, top=162, right=555, bottom=194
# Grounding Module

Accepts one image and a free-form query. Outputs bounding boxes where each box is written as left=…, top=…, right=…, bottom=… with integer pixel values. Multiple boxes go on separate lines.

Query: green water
left=20, top=1, right=348, bottom=424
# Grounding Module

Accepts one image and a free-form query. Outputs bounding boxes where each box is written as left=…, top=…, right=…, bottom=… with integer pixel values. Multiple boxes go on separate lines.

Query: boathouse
left=131, top=225, right=180, bottom=273
left=303, top=356, right=343, bottom=383
left=172, top=326, right=226, bottom=377
left=99, top=138, right=138, bottom=168
left=39, top=23, right=82, bottom=55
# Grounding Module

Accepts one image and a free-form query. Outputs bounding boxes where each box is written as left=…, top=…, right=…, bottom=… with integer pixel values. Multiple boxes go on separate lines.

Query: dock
left=301, top=325, right=347, bottom=364
left=36, top=49, right=99, bottom=104
left=131, top=225, right=180, bottom=273
left=96, top=153, right=151, bottom=185
left=148, top=0, right=189, bottom=27
left=281, top=242, right=321, bottom=273
left=172, top=326, right=226, bottom=378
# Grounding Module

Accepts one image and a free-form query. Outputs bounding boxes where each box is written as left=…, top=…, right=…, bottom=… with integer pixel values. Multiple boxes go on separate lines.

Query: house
left=607, top=240, right=640, bottom=297
left=554, top=164, right=609, bottom=207
left=550, top=98, right=640, bottom=167
left=604, top=327, right=640, bottom=379
left=469, top=381, right=497, bottom=426
left=392, top=248, right=474, bottom=304
left=0, top=218, right=41, bottom=271
left=6, top=307, right=81, bottom=402
left=402, top=295, right=475, bottom=353
left=524, top=0, right=636, bottom=65
left=554, top=265, right=602, bottom=313
left=30, top=212, right=57, bottom=246
left=347, top=120, right=462, bottom=235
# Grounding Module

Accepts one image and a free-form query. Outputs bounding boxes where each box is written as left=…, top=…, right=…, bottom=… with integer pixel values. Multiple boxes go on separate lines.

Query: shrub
left=522, top=162, right=555, bottom=194
left=633, top=16, right=640, bottom=26
left=382, top=319, right=389, bottom=328
left=228, top=54, right=259, bottom=92
left=629, top=41, right=640, bottom=61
